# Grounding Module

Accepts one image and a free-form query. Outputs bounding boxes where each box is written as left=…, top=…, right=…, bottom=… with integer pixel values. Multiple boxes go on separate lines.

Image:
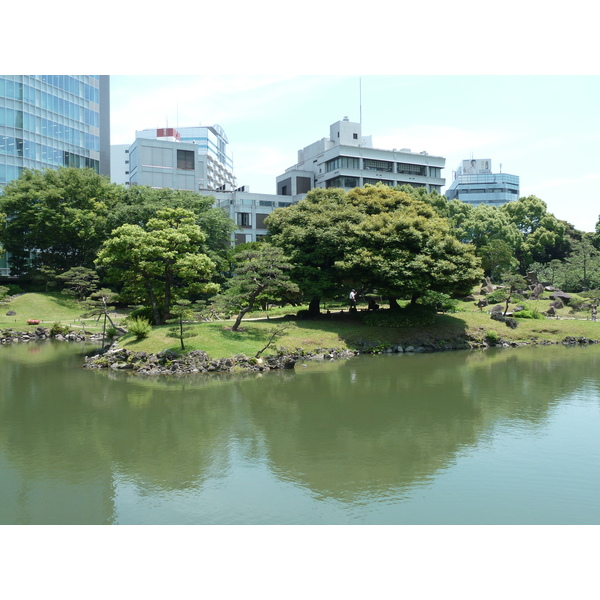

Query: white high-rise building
left=112, top=125, right=236, bottom=192
left=276, top=117, right=445, bottom=198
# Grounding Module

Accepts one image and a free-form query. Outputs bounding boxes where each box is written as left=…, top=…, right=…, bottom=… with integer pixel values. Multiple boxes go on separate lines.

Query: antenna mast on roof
left=359, top=77, right=362, bottom=131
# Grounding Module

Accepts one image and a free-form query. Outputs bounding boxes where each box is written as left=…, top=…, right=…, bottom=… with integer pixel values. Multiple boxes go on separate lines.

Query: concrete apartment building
left=112, top=117, right=447, bottom=245
left=215, top=118, right=446, bottom=244
left=276, top=117, right=445, bottom=197
left=445, top=158, right=519, bottom=207
left=111, top=125, right=236, bottom=192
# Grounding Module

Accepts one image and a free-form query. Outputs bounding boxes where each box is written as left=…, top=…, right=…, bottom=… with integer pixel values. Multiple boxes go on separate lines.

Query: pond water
left=1, top=341, right=599, bottom=525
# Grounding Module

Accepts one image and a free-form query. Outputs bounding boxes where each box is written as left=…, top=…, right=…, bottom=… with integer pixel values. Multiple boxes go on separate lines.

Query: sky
left=110, top=74, right=600, bottom=232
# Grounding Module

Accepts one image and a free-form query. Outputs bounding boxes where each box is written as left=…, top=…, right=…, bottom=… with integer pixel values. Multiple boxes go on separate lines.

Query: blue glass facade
left=445, top=173, right=520, bottom=207
left=0, top=75, right=110, bottom=187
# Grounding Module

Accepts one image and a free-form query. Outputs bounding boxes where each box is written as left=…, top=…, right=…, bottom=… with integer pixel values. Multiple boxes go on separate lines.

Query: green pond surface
left=1, top=341, right=599, bottom=525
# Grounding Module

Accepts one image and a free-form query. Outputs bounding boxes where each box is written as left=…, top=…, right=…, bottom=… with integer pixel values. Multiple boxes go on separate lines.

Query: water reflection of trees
left=243, top=347, right=600, bottom=501
left=1, top=343, right=599, bottom=522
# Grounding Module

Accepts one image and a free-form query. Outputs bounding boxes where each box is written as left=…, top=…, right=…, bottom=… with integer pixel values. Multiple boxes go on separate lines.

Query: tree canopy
left=95, top=208, right=219, bottom=325
left=0, top=167, right=121, bottom=275
left=0, top=168, right=236, bottom=278
left=267, top=184, right=483, bottom=312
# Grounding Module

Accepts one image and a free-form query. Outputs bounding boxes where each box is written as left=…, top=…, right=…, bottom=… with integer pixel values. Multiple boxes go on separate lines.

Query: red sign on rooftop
left=156, top=128, right=180, bottom=141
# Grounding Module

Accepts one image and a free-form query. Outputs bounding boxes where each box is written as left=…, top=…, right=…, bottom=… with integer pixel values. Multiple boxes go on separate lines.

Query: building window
left=325, top=156, right=360, bottom=172
left=177, top=149, right=195, bottom=170
left=397, top=163, right=426, bottom=176
left=237, top=212, right=251, bottom=228
left=364, top=178, right=394, bottom=186
left=326, top=176, right=359, bottom=189
left=364, top=159, right=393, bottom=172
left=353, top=133, right=358, bottom=139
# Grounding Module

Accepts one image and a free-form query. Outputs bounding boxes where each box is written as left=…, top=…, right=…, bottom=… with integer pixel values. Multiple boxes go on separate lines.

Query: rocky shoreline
left=1, top=326, right=103, bottom=344
left=81, top=334, right=600, bottom=376
left=3, top=326, right=599, bottom=376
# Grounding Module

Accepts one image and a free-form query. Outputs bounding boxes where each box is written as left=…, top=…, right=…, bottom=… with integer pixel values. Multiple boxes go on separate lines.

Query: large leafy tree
left=267, top=184, right=482, bottom=312
left=447, top=201, right=521, bottom=280
left=107, top=186, right=236, bottom=275
left=0, top=167, right=122, bottom=275
left=593, top=214, right=600, bottom=250
left=95, top=208, right=218, bottom=325
left=500, top=195, right=571, bottom=270
left=335, top=185, right=483, bottom=306
left=265, top=188, right=364, bottom=314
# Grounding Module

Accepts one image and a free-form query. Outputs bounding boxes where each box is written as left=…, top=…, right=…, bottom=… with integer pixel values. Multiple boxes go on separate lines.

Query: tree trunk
left=388, top=297, right=401, bottom=311
left=144, top=279, right=161, bottom=325
left=232, top=306, right=252, bottom=332
left=232, top=287, right=263, bottom=331
left=308, top=297, right=321, bottom=316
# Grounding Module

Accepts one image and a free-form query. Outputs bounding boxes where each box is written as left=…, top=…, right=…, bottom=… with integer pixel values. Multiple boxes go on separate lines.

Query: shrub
left=50, top=322, right=69, bottom=336
left=485, top=330, right=500, bottom=344
left=127, top=317, right=152, bottom=340
left=417, top=291, right=458, bottom=313
left=5, top=284, right=22, bottom=296
left=128, top=305, right=157, bottom=325
left=485, top=289, right=508, bottom=304
left=0, top=286, right=9, bottom=301
left=513, top=307, right=544, bottom=319
left=105, top=326, right=118, bottom=340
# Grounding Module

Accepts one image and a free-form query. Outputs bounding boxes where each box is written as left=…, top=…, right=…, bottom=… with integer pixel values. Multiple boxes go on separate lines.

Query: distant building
left=110, top=118, right=446, bottom=247
left=1, top=75, right=110, bottom=276
left=213, top=189, right=294, bottom=245
left=276, top=117, right=445, bottom=198
left=445, top=159, right=519, bottom=207
left=111, top=125, right=236, bottom=192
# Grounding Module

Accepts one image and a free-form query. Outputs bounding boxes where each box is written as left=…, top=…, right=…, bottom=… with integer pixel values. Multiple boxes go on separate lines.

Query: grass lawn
left=0, top=292, right=127, bottom=333
left=2, top=291, right=599, bottom=358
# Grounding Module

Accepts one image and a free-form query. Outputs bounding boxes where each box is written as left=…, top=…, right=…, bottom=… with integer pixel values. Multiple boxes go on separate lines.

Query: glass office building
left=0, top=75, right=110, bottom=275
left=445, top=159, right=519, bottom=207
left=0, top=75, right=110, bottom=187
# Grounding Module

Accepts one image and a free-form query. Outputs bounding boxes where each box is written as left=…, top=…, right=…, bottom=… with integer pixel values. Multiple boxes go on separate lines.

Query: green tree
left=107, top=186, right=236, bottom=274
left=216, top=243, right=299, bottom=331
left=593, top=215, right=600, bottom=251
left=0, top=167, right=121, bottom=275
left=57, top=266, right=100, bottom=300
left=81, top=288, right=120, bottom=344
left=96, top=208, right=218, bottom=325
left=448, top=202, right=521, bottom=280
left=166, top=299, right=199, bottom=351
left=335, top=185, right=483, bottom=306
left=267, top=184, right=482, bottom=312
left=266, top=188, right=363, bottom=315
left=500, top=195, right=570, bottom=271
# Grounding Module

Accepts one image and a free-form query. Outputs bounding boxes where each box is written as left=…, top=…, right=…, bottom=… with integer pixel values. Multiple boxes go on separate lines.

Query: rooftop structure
left=112, top=125, right=236, bottom=192
left=276, top=118, right=445, bottom=199
left=445, top=159, right=519, bottom=207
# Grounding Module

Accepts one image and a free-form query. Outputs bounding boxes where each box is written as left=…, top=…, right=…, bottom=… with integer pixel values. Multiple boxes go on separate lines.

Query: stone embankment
left=82, top=347, right=359, bottom=375
left=1, top=326, right=103, bottom=344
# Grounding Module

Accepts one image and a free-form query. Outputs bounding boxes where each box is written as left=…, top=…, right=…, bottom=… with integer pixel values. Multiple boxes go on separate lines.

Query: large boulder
left=550, top=291, right=572, bottom=304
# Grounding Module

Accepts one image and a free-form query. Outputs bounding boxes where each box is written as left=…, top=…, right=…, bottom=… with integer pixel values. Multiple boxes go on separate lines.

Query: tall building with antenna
left=275, top=118, right=445, bottom=197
